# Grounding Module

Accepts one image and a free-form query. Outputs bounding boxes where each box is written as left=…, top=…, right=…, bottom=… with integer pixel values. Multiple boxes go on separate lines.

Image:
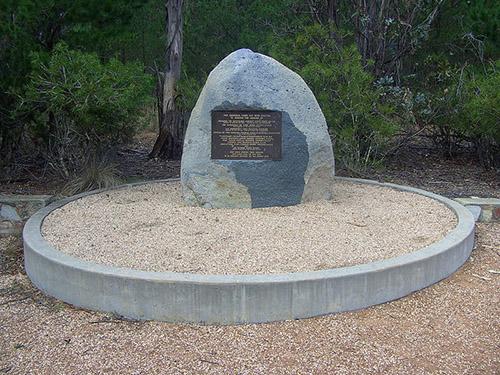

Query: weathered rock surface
left=1, top=204, right=22, bottom=222
left=0, top=194, right=55, bottom=234
left=181, top=48, right=335, bottom=208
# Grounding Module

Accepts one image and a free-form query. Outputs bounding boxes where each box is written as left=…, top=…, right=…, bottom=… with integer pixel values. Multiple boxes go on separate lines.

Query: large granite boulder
left=181, top=49, right=335, bottom=208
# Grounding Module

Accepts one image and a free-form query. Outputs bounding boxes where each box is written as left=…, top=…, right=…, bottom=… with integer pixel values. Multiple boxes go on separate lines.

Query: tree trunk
left=149, top=0, right=184, bottom=160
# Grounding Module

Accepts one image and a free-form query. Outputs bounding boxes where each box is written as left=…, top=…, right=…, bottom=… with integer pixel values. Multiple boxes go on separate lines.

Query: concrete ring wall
left=23, top=178, right=475, bottom=325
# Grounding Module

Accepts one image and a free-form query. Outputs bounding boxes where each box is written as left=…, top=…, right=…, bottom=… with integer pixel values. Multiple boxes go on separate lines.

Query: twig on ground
left=200, top=359, right=220, bottom=365
left=89, top=318, right=122, bottom=324
left=347, top=222, right=367, bottom=227
left=481, top=244, right=498, bottom=250
left=471, top=273, right=492, bottom=281
left=0, top=296, right=29, bottom=306
left=89, top=314, right=140, bottom=324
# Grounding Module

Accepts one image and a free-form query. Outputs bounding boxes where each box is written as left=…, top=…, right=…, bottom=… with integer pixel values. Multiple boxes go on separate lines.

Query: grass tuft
left=63, top=157, right=123, bottom=195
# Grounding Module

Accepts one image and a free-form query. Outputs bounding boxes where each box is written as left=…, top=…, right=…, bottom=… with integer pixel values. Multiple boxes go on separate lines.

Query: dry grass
left=62, top=157, right=123, bottom=195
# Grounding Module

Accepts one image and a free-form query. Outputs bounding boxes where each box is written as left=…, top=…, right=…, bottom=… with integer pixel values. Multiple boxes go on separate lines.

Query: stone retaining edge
left=453, top=197, right=500, bottom=222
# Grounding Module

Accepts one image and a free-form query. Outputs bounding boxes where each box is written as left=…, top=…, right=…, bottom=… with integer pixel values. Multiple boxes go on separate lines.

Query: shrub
left=395, top=55, right=470, bottom=157
left=463, top=61, right=500, bottom=168
left=270, top=24, right=398, bottom=175
left=397, top=56, right=500, bottom=168
left=14, top=42, right=154, bottom=177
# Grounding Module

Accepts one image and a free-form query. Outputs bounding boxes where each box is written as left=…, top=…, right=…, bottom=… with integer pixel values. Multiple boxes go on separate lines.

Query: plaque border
left=211, top=110, right=282, bottom=161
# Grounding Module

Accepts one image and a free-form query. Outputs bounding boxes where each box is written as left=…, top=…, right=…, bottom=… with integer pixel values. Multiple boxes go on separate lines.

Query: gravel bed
left=41, top=180, right=456, bottom=275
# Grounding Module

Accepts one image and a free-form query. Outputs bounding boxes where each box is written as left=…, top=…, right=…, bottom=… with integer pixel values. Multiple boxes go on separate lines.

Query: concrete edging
left=23, top=178, right=475, bottom=324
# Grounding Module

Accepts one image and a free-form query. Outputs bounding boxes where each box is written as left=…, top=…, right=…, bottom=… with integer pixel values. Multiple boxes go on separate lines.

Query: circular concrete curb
left=23, top=178, right=475, bottom=324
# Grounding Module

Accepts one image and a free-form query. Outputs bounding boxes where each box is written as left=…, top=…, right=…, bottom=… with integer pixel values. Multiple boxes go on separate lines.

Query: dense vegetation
left=1, top=0, right=499, bottom=179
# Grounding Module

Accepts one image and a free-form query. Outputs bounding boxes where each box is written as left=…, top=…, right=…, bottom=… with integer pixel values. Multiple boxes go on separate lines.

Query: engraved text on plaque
left=211, top=110, right=282, bottom=160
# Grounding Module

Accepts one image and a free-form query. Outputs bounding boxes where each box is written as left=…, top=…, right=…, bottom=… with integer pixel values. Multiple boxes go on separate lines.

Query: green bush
left=396, top=56, right=499, bottom=168
left=14, top=42, right=154, bottom=177
left=270, top=24, right=398, bottom=175
left=463, top=61, right=500, bottom=168
left=398, top=54, right=471, bottom=156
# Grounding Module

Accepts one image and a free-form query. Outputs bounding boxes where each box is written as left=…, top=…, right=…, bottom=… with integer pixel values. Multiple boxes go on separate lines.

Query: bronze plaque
left=211, top=110, right=282, bottom=160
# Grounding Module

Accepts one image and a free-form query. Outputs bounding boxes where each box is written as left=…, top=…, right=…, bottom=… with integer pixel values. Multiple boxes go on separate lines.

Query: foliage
left=14, top=42, right=154, bottom=177
left=383, top=56, right=500, bottom=169
left=1, top=0, right=499, bottom=173
left=422, top=0, right=500, bottom=65
left=0, top=0, right=147, bottom=86
left=346, top=0, right=443, bottom=81
left=270, top=24, right=398, bottom=174
left=380, top=55, right=470, bottom=157
left=396, top=0, right=500, bottom=166
left=0, top=0, right=42, bottom=163
left=462, top=0, right=500, bottom=59
left=262, top=0, right=445, bottom=82
left=176, top=76, right=204, bottom=111
left=182, top=0, right=297, bottom=79
left=463, top=62, right=500, bottom=168
left=115, top=0, right=166, bottom=69
left=0, top=0, right=148, bottom=168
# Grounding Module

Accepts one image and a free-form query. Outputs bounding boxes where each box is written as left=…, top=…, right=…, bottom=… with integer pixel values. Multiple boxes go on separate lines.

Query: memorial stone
left=181, top=48, right=335, bottom=208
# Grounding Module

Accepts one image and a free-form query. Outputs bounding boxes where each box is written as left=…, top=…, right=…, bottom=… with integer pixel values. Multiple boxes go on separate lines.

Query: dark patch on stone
left=212, top=102, right=308, bottom=208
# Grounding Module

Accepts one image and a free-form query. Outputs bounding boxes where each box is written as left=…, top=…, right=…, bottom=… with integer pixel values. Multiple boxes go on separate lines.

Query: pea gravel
left=41, top=180, right=456, bottom=275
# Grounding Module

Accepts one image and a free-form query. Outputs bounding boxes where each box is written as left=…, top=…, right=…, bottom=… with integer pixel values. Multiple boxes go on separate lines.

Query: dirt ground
left=0, top=135, right=499, bottom=374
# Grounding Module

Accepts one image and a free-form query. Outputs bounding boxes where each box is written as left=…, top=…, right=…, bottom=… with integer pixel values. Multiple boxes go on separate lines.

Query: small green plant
left=63, top=156, right=123, bottom=195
